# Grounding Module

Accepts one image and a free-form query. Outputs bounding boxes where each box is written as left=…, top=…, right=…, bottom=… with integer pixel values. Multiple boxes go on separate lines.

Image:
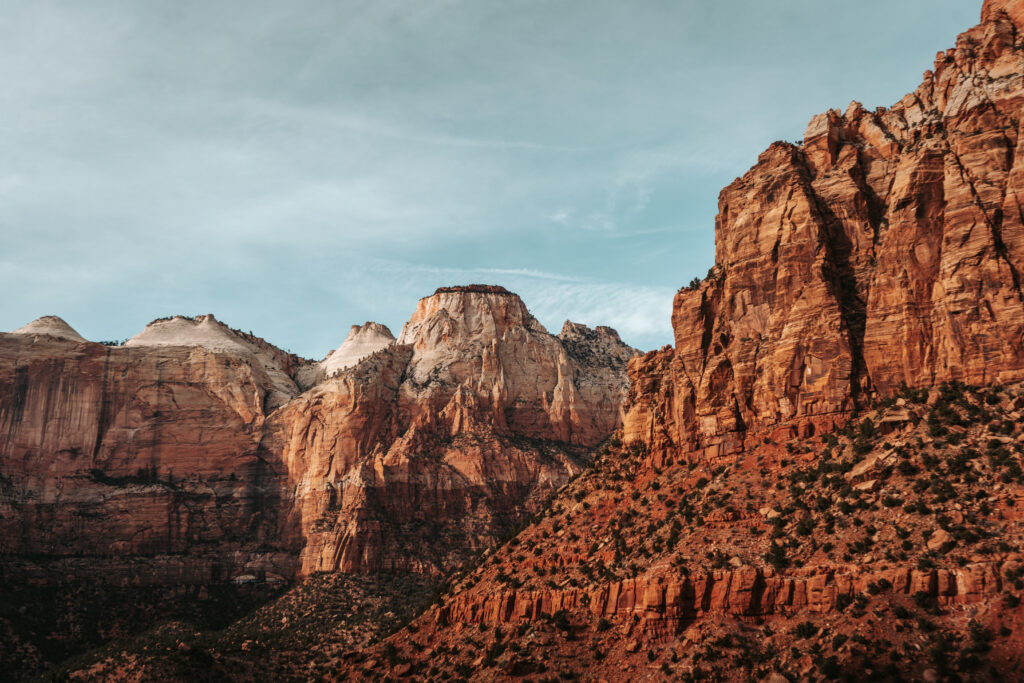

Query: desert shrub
left=794, top=621, right=817, bottom=639
left=796, top=517, right=815, bottom=536
left=913, top=591, right=940, bottom=614
left=764, top=542, right=789, bottom=569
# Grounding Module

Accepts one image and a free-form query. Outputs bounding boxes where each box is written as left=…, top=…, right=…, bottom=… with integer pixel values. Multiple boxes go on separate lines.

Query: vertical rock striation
left=266, top=286, right=637, bottom=574
left=0, top=317, right=302, bottom=584
left=0, top=290, right=636, bottom=583
left=625, top=1, right=1024, bottom=462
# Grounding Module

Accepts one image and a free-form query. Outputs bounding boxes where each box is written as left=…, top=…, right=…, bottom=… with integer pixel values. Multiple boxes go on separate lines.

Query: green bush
left=764, top=542, right=789, bottom=569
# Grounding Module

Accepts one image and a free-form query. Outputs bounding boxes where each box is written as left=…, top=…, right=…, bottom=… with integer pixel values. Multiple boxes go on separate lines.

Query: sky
left=1, top=0, right=980, bottom=358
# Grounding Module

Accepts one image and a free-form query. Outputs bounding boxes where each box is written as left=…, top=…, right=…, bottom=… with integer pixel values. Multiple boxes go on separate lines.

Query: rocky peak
left=559, top=320, right=626, bottom=344
left=431, top=284, right=515, bottom=295
left=624, top=0, right=1024, bottom=465
left=397, top=284, right=544, bottom=347
left=396, top=284, right=547, bottom=382
left=983, top=0, right=1024, bottom=24
left=125, top=314, right=248, bottom=352
left=558, top=320, right=595, bottom=338
left=558, top=320, right=637, bottom=371
left=9, top=315, right=86, bottom=342
left=126, top=313, right=299, bottom=408
left=267, top=286, right=635, bottom=574
left=320, top=322, right=395, bottom=377
left=350, top=321, right=394, bottom=337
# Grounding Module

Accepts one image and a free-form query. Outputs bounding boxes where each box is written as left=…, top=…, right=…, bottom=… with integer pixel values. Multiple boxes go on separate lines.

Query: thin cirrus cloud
left=334, top=258, right=676, bottom=351
left=0, top=0, right=980, bottom=357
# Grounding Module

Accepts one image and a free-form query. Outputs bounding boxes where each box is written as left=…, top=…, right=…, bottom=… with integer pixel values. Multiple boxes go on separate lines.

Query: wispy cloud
left=340, top=257, right=673, bottom=348
left=523, top=281, right=675, bottom=343
left=246, top=99, right=588, bottom=152
left=362, top=260, right=585, bottom=283
left=0, top=0, right=979, bottom=358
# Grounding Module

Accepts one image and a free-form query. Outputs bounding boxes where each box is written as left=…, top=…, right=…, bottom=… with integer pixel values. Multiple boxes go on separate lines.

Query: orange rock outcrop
left=268, top=286, right=636, bottom=574
left=435, top=562, right=1010, bottom=628
left=0, top=289, right=636, bottom=583
left=624, top=1, right=1024, bottom=463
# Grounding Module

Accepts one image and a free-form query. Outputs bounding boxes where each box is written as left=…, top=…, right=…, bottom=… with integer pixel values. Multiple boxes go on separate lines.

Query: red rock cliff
left=0, top=290, right=636, bottom=582
left=266, top=287, right=637, bottom=574
left=626, top=1, right=1024, bottom=462
left=0, top=317, right=301, bottom=584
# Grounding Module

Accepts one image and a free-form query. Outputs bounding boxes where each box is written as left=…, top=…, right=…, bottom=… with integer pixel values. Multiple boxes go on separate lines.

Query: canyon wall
left=265, top=286, right=636, bottom=574
left=0, top=318, right=303, bottom=584
left=625, top=0, right=1024, bottom=462
left=0, top=289, right=635, bottom=583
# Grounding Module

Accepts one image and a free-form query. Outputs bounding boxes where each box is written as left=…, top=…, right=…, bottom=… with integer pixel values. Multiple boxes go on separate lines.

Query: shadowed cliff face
left=625, top=0, right=1024, bottom=463
left=0, top=290, right=636, bottom=583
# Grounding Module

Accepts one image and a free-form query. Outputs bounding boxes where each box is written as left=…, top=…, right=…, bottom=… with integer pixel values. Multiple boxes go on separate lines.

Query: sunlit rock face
left=269, top=285, right=638, bottom=574
left=0, top=290, right=636, bottom=582
left=337, top=7, right=1024, bottom=681
left=626, top=1, right=1024, bottom=463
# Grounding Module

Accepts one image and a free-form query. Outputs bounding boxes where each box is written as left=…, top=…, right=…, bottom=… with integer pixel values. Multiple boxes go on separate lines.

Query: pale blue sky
left=1, top=1, right=980, bottom=357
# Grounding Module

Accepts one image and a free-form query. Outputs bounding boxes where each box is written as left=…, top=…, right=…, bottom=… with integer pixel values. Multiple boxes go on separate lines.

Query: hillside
left=342, top=1, right=1024, bottom=680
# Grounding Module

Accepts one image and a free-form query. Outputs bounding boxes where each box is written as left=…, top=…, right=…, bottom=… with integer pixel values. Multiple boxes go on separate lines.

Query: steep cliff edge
left=0, top=291, right=636, bottom=585
left=625, top=0, right=1024, bottom=464
left=265, top=286, right=637, bottom=574
left=0, top=316, right=303, bottom=585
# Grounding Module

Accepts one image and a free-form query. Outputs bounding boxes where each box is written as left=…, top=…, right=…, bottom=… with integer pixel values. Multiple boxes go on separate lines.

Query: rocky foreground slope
left=0, top=286, right=635, bottom=589
left=340, top=2, right=1024, bottom=680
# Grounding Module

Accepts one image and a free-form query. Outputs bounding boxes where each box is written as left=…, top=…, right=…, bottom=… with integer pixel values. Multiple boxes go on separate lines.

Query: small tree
left=764, top=541, right=789, bottom=569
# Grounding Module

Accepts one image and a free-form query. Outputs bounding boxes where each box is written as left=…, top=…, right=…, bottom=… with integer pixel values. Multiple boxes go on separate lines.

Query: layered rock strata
left=435, top=562, right=1009, bottom=628
left=0, top=316, right=303, bottom=584
left=266, top=286, right=636, bottom=574
left=0, top=289, right=636, bottom=583
left=625, top=0, right=1024, bottom=463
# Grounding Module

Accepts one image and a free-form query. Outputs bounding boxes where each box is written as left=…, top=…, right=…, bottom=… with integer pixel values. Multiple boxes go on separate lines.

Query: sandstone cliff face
left=0, top=317, right=301, bottom=584
left=435, top=562, right=1010, bottom=629
left=264, top=286, right=637, bottom=574
left=625, top=0, right=1024, bottom=462
left=0, top=291, right=636, bottom=582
